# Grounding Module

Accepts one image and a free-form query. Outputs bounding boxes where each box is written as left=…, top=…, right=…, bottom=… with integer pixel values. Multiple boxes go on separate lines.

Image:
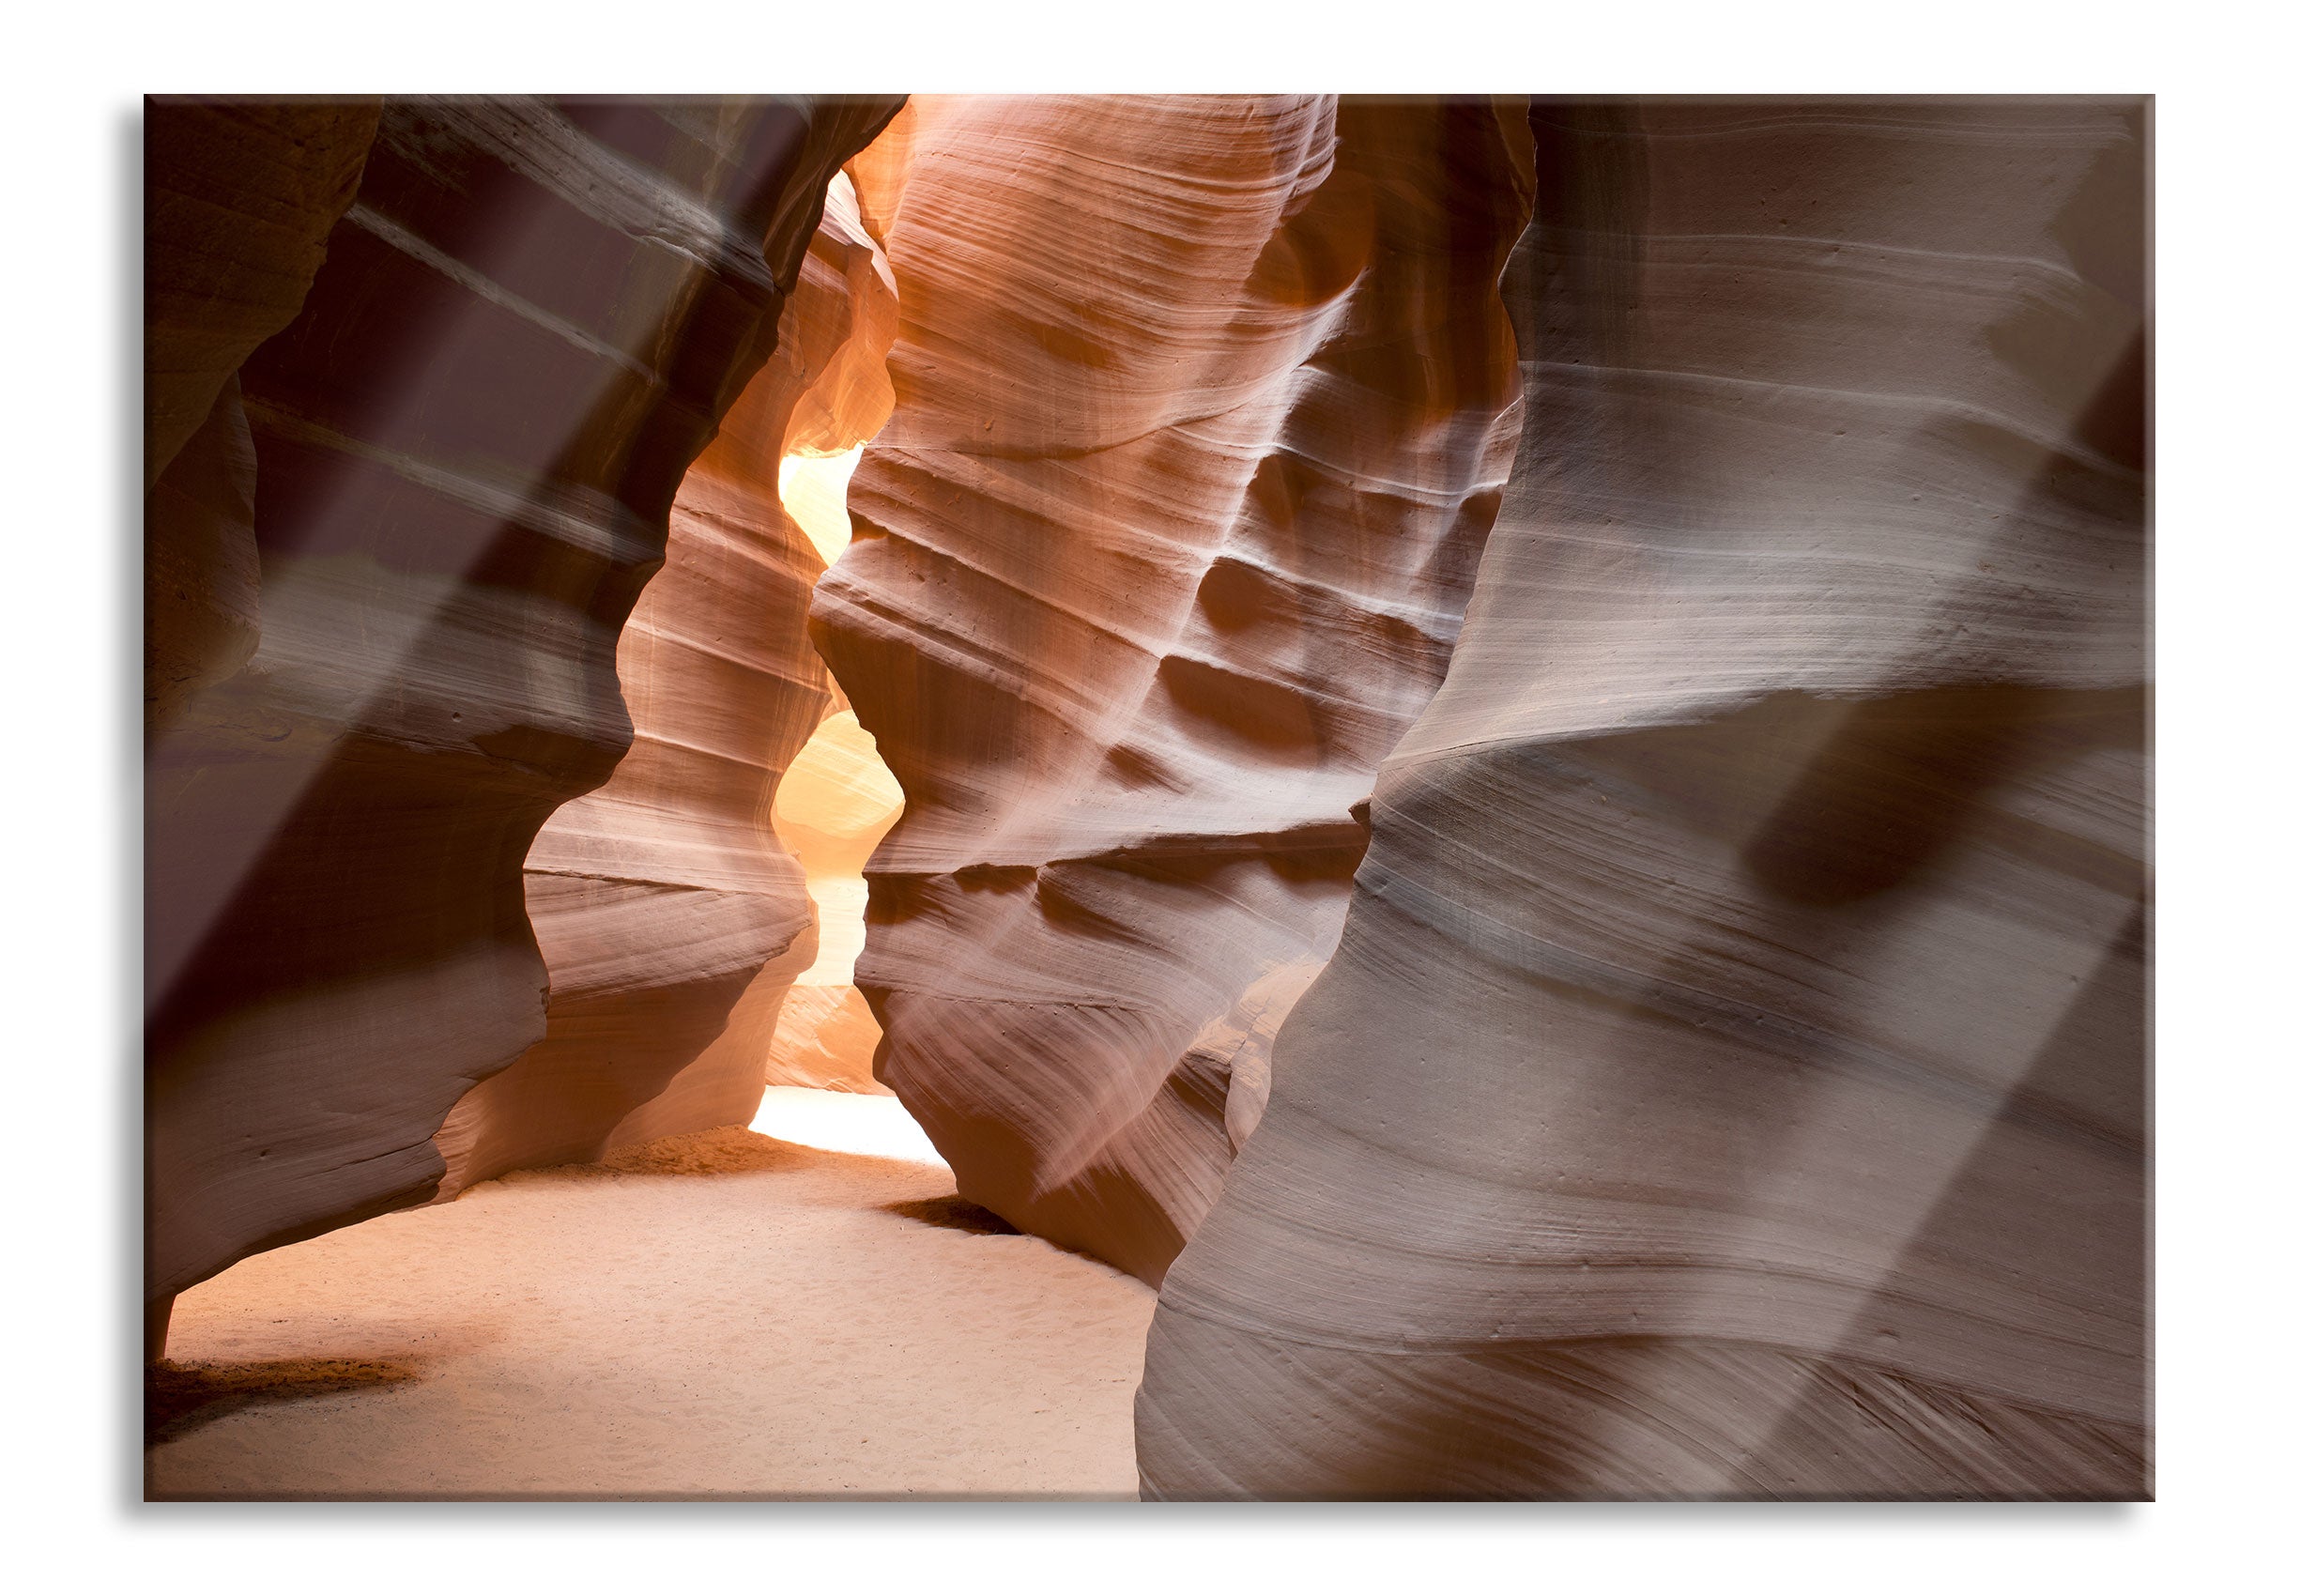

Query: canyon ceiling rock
left=811, top=95, right=1536, bottom=1281
left=1137, top=97, right=2149, bottom=1499
left=146, top=96, right=901, bottom=1350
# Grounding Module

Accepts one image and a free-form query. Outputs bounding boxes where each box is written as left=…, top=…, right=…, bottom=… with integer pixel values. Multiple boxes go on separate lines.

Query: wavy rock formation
left=811, top=96, right=1536, bottom=1281
left=432, top=172, right=901, bottom=1192
left=144, top=98, right=380, bottom=735
left=1138, top=97, right=2149, bottom=1498
left=145, top=99, right=383, bottom=493
left=146, top=97, right=901, bottom=1345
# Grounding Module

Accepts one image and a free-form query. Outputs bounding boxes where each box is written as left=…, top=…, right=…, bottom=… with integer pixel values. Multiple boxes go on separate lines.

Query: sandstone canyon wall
left=145, top=99, right=381, bottom=736
left=146, top=96, right=902, bottom=1338
left=1138, top=97, right=2149, bottom=1498
left=431, top=171, right=901, bottom=1191
left=811, top=96, right=1536, bottom=1281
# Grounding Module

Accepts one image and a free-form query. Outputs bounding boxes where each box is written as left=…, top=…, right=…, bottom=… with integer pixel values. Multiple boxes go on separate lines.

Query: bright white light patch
left=749, top=1085, right=948, bottom=1168
left=779, top=446, right=866, bottom=565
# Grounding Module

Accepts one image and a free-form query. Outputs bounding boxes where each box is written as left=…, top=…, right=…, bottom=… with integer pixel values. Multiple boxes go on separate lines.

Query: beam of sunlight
left=749, top=1085, right=949, bottom=1167
left=146, top=101, right=786, bottom=1021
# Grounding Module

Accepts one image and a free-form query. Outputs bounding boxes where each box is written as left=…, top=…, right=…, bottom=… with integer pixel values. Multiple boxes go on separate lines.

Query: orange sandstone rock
left=812, top=95, right=1536, bottom=1281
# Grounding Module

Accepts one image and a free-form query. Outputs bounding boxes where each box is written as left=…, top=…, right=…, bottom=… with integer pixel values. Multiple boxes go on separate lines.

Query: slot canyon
left=144, top=92, right=2149, bottom=1500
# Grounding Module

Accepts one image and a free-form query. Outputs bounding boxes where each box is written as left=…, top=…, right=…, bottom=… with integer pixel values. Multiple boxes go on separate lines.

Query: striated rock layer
left=146, top=97, right=901, bottom=1340
left=811, top=96, right=1536, bottom=1281
left=144, top=98, right=383, bottom=494
left=144, top=98, right=381, bottom=736
left=432, top=172, right=901, bottom=1192
left=1138, top=98, right=2149, bottom=1498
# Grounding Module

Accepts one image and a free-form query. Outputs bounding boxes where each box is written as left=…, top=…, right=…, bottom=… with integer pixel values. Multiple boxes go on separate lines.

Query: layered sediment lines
left=811, top=96, right=1536, bottom=1281
left=146, top=97, right=901, bottom=1327
left=434, top=172, right=902, bottom=1191
left=144, top=99, right=380, bottom=735
left=144, top=99, right=382, bottom=494
left=1139, top=98, right=2150, bottom=1498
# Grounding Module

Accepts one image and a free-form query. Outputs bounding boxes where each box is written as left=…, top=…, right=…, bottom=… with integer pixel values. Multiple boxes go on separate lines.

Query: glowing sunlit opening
left=750, top=440, right=929, bottom=1154
left=773, top=711, right=903, bottom=986
left=779, top=444, right=866, bottom=565
left=749, top=1085, right=949, bottom=1167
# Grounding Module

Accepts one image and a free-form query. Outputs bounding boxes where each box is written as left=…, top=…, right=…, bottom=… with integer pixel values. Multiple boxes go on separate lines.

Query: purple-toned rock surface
left=1139, top=96, right=2149, bottom=1500
left=146, top=97, right=899, bottom=1346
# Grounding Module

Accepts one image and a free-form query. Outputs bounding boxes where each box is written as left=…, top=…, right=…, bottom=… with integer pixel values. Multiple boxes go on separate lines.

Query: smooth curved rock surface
left=1138, top=97, right=2149, bottom=1499
left=145, top=98, right=382, bottom=493
left=811, top=95, right=1536, bottom=1281
left=146, top=97, right=900, bottom=1326
left=144, top=99, right=380, bottom=736
left=433, top=170, right=902, bottom=1193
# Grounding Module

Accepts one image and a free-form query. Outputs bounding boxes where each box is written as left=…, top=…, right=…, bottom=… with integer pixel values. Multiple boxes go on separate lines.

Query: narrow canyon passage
left=141, top=94, right=2150, bottom=1503
left=148, top=160, right=1046, bottom=1495
left=753, top=442, right=908, bottom=1103
left=145, top=127, right=1094, bottom=1496
left=147, top=1128, right=1153, bottom=1499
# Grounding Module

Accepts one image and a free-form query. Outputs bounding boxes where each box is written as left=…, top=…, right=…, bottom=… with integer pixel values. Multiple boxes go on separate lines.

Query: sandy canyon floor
left=146, top=1093, right=1156, bottom=1499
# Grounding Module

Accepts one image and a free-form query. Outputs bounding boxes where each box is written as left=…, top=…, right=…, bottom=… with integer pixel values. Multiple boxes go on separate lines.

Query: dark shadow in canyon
left=146, top=1355, right=427, bottom=1445
left=472, top=1128, right=870, bottom=1183
left=881, top=1194, right=1020, bottom=1235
